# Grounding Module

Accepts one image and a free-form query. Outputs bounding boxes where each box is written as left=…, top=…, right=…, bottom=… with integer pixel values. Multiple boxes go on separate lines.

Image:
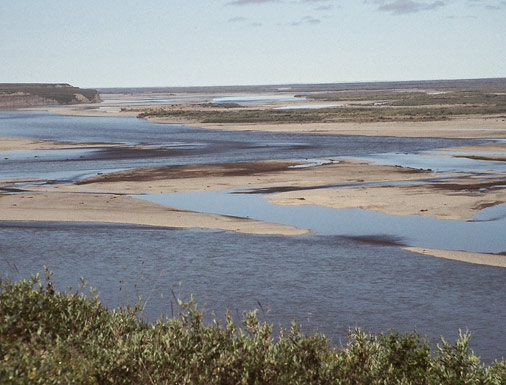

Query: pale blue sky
left=1, top=0, right=505, bottom=87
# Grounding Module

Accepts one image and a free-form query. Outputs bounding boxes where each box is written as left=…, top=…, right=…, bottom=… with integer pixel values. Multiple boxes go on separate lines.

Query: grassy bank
left=1, top=270, right=505, bottom=384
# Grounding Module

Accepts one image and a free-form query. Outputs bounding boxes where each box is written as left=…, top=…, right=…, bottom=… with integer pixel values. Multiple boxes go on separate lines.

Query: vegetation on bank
left=0, top=83, right=101, bottom=105
left=138, top=103, right=506, bottom=124
left=1, top=269, right=505, bottom=384
left=136, top=80, right=506, bottom=124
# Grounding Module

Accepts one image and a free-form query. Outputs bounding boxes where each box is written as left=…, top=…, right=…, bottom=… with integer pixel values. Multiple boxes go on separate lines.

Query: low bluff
left=0, top=83, right=101, bottom=108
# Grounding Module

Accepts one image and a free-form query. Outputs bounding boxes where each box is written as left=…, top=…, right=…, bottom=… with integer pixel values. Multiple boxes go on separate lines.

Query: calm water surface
left=1, top=221, right=505, bottom=362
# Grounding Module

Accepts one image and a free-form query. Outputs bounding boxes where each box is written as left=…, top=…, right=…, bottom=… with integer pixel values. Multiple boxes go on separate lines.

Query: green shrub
left=1, top=269, right=505, bottom=384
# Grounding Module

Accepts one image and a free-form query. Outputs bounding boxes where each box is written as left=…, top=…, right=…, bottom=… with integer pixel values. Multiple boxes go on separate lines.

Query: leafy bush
left=1, top=269, right=505, bottom=384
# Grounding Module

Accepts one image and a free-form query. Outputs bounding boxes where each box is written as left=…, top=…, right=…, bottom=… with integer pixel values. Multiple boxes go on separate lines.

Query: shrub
left=1, top=269, right=505, bottom=384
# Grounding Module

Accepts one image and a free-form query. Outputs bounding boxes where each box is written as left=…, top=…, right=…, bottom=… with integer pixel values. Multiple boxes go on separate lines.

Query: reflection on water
left=134, top=190, right=506, bottom=254
left=1, top=221, right=505, bottom=362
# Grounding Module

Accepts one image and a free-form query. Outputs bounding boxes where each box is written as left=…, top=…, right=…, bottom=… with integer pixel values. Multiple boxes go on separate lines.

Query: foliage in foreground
left=1, top=270, right=505, bottom=385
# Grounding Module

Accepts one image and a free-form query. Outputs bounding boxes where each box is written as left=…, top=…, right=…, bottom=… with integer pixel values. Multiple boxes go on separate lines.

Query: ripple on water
left=1, top=221, right=505, bottom=362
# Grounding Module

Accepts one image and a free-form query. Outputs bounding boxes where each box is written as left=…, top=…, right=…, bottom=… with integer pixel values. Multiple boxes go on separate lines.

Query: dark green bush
left=1, top=269, right=505, bottom=384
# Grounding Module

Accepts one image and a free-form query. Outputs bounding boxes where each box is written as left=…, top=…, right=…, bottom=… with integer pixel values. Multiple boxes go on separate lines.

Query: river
left=1, top=109, right=505, bottom=361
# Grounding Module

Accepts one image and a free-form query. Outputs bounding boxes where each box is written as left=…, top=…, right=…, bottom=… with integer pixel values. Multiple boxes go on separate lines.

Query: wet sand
left=45, top=106, right=138, bottom=117
left=435, top=142, right=506, bottom=162
left=441, top=142, right=506, bottom=153
left=0, top=159, right=440, bottom=233
left=66, top=158, right=506, bottom=222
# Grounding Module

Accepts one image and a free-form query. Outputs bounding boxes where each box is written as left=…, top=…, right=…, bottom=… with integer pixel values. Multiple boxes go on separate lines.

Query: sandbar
left=267, top=177, right=506, bottom=221
left=196, top=117, right=506, bottom=139
left=404, top=247, right=506, bottom=268
left=68, top=159, right=433, bottom=194
left=0, top=192, right=308, bottom=236
left=24, top=158, right=506, bottom=221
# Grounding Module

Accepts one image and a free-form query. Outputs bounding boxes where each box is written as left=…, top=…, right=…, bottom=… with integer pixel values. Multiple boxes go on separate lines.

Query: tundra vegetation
left=136, top=78, right=506, bottom=124
left=1, top=269, right=505, bottom=384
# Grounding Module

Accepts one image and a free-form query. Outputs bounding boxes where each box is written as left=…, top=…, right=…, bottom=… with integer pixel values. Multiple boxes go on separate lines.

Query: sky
left=1, top=0, right=505, bottom=87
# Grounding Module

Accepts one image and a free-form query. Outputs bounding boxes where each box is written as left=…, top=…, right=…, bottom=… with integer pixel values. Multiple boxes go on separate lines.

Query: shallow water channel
left=1, top=110, right=505, bottom=361
left=134, top=188, right=506, bottom=254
